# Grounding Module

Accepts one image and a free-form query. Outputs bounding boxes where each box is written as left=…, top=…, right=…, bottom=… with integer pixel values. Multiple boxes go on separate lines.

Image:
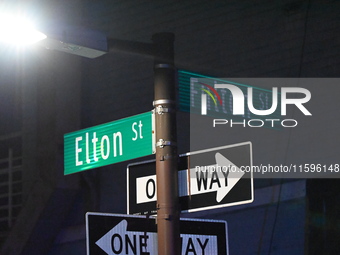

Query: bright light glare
left=0, top=14, right=46, bottom=45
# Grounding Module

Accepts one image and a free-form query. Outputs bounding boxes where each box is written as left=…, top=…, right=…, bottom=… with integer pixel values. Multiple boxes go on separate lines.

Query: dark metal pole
left=152, top=33, right=180, bottom=255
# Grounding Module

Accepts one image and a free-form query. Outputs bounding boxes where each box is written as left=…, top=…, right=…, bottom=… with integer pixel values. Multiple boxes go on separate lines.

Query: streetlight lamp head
left=36, top=25, right=109, bottom=58
left=0, top=10, right=107, bottom=58
left=0, top=14, right=47, bottom=45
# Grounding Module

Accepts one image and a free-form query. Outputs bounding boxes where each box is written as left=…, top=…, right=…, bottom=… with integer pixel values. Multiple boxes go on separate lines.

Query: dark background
left=0, top=0, right=339, bottom=254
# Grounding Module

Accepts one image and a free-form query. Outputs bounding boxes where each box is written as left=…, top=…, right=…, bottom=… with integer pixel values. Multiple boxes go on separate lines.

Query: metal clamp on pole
left=153, top=99, right=176, bottom=106
left=155, top=105, right=174, bottom=115
left=153, top=100, right=176, bottom=115
left=156, top=139, right=177, bottom=148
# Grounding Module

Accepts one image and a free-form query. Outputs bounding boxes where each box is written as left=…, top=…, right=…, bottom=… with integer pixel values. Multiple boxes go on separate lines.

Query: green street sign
left=64, top=111, right=154, bottom=175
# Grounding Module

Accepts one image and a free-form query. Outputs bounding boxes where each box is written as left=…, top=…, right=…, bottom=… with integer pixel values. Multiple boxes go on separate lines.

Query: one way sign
left=86, top=212, right=228, bottom=255
left=127, top=142, right=253, bottom=215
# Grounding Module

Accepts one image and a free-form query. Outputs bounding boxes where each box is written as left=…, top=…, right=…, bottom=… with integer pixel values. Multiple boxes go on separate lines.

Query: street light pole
left=11, top=22, right=181, bottom=253
left=152, top=33, right=180, bottom=255
left=105, top=32, right=182, bottom=254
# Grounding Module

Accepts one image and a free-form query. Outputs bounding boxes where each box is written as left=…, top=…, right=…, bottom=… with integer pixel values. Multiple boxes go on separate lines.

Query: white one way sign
left=136, top=152, right=245, bottom=204
left=86, top=212, right=228, bottom=255
left=128, top=142, right=253, bottom=215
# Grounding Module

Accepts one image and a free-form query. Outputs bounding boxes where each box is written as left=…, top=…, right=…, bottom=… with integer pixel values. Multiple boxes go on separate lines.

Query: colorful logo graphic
left=199, top=82, right=223, bottom=111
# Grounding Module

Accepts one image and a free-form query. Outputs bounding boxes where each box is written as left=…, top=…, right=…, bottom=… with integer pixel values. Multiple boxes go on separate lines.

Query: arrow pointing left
left=95, top=219, right=219, bottom=255
left=95, top=220, right=157, bottom=255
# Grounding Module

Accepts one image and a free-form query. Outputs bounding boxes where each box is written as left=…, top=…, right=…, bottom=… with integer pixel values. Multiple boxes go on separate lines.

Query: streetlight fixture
left=1, top=15, right=180, bottom=255
left=37, top=25, right=108, bottom=58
